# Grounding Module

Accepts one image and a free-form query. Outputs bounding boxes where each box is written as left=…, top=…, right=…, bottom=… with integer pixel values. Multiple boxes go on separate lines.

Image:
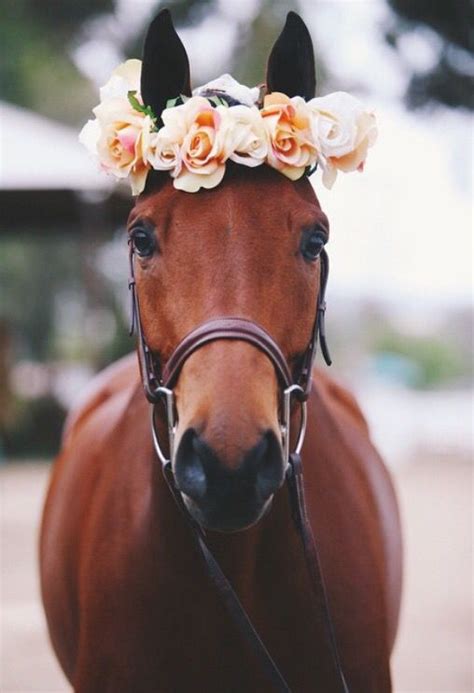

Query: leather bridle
left=128, top=241, right=349, bottom=692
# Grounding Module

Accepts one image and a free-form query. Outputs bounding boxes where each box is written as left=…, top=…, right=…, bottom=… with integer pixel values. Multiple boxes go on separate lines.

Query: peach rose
left=80, top=98, right=152, bottom=195
left=261, top=93, right=318, bottom=181
left=79, top=59, right=154, bottom=195
left=308, top=92, right=377, bottom=189
left=162, top=96, right=229, bottom=193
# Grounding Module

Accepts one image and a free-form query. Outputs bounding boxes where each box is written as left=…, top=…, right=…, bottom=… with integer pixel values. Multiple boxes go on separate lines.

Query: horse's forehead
left=132, top=173, right=322, bottom=235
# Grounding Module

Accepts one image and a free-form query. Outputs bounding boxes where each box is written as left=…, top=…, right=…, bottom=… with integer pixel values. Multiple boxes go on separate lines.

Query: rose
left=159, top=96, right=229, bottom=192
left=99, top=59, right=142, bottom=102
left=193, top=74, right=260, bottom=108
left=224, top=105, right=268, bottom=167
left=308, top=92, right=377, bottom=189
left=178, top=105, right=226, bottom=192
left=79, top=59, right=154, bottom=195
left=261, top=92, right=318, bottom=181
left=147, top=128, right=182, bottom=178
left=80, top=97, right=153, bottom=195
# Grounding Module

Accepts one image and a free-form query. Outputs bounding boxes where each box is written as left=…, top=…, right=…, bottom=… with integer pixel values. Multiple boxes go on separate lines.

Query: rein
left=128, top=244, right=349, bottom=692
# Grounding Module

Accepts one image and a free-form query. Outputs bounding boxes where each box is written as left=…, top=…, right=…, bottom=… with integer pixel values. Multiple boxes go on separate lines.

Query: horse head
left=128, top=10, right=329, bottom=532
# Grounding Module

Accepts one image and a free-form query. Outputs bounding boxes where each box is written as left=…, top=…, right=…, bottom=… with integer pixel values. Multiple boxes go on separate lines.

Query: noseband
left=128, top=244, right=348, bottom=693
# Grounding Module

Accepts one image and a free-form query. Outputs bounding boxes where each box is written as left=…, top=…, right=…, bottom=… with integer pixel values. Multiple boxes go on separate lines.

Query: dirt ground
left=0, top=458, right=472, bottom=693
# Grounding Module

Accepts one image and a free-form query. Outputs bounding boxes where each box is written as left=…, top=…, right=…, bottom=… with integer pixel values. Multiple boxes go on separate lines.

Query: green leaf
left=207, top=95, right=228, bottom=108
left=165, top=96, right=181, bottom=109
left=127, top=90, right=157, bottom=122
left=127, top=90, right=143, bottom=111
left=164, top=94, right=190, bottom=110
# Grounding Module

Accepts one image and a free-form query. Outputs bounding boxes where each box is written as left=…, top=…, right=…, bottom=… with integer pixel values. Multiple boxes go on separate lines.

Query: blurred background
left=0, top=0, right=472, bottom=690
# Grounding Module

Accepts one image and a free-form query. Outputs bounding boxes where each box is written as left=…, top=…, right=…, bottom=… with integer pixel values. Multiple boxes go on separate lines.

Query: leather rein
left=128, top=243, right=349, bottom=692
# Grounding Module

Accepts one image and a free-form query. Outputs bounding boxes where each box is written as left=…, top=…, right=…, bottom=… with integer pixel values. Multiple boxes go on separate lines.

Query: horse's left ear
left=266, top=11, right=316, bottom=100
left=141, top=9, right=191, bottom=119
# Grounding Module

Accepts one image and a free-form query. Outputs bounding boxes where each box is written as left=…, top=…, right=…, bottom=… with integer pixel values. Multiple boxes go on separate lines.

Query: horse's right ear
left=266, top=12, right=316, bottom=100
left=141, top=9, right=191, bottom=119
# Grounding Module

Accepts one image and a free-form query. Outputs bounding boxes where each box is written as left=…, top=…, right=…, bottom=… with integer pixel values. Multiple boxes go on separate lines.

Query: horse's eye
left=300, top=228, right=327, bottom=262
left=130, top=227, right=156, bottom=257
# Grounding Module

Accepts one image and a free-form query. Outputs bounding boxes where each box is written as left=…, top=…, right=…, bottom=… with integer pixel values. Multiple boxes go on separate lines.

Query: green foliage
left=4, top=394, right=67, bottom=458
left=4, top=0, right=114, bottom=35
left=1, top=1, right=111, bottom=123
left=1, top=235, right=79, bottom=360
left=128, top=90, right=157, bottom=120
left=373, top=330, right=467, bottom=389
left=386, top=0, right=474, bottom=110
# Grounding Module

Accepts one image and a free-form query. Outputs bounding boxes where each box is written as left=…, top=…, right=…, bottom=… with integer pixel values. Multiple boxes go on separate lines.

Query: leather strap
left=162, top=463, right=291, bottom=693
left=296, top=249, right=331, bottom=398
left=128, top=245, right=331, bottom=403
left=287, top=453, right=349, bottom=692
left=162, top=317, right=293, bottom=389
left=161, top=455, right=349, bottom=692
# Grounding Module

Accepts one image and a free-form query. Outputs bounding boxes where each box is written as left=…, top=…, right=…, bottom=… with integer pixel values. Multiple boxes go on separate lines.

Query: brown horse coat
left=40, top=354, right=401, bottom=692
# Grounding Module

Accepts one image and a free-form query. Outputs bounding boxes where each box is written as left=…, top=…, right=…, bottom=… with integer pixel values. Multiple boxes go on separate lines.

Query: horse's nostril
left=174, top=429, right=207, bottom=501
left=174, top=427, right=284, bottom=514
left=252, top=431, right=285, bottom=500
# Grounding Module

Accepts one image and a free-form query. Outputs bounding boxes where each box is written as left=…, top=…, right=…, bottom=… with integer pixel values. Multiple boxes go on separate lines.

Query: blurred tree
left=231, top=0, right=297, bottom=87
left=2, top=0, right=113, bottom=123
left=386, top=0, right=474, bottom=110
left=373, top=330, right=467, bottom=389
left=124, top=0, right=216, bottom=61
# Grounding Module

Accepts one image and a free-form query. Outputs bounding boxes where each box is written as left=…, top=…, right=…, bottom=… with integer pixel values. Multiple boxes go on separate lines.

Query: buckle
left=151, top=387, right=177, bottom=467
left=280, top=385, right=308, bottom=470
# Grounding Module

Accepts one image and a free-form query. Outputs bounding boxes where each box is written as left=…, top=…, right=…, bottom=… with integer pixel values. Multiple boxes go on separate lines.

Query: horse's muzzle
left=173, top=428, right=285, bottom=532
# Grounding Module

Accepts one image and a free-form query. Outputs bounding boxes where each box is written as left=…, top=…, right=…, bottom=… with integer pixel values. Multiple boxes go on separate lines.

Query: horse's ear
left=141, top=9, right=191, bottom=119
left=266, top=11, right=316, bottom=100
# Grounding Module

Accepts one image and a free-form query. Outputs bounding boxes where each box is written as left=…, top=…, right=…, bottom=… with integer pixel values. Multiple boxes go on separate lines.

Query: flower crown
left=80, top=59, right=377, bottom=195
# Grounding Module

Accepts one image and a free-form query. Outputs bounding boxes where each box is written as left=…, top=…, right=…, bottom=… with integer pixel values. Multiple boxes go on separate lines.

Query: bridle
left=128, top=242, right=332, bottom=465
left=128, top=242, right=349, bottom=693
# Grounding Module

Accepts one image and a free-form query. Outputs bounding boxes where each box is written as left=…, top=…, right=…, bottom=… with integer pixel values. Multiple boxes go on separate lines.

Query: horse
left=40, top=11, right=402, bottom=693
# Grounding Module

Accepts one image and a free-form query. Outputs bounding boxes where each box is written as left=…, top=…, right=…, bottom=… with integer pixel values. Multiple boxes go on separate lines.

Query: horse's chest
left=74, top=527, right=331, bottom=693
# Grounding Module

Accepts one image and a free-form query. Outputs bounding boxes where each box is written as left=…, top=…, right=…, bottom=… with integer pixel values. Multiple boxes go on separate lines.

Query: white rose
left=79, top=118, right=101, bottom=157
left=308, top=92, right=377, bottom=189
left=147, top=127, right=182, bottom=178
left=224, top=105, right=268, bottom=167
left=193, top=74, right=260, bottom=108
left=99, top=59, right=142, bottom=102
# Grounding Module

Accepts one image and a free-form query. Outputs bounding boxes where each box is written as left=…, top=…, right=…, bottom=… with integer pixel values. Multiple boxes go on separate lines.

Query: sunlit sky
left=73, top=0, right=472, bottom=305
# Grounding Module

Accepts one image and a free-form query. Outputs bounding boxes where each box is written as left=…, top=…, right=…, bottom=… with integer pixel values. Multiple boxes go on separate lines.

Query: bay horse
left=40, top=11, right=402, bottom=692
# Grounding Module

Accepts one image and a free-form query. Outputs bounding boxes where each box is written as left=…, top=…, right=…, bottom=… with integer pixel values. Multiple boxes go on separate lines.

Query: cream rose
left=308, top=92, right=377, bottom=189
left=99, top=59, right=142, bottom=102
left=147, top=128, right=182, bottom=178
left=81, top=97, right=153, bottom=195
left=224, top=105, right=268, bottom=167
left=79, top=58, right=154, bottom=195
left=261, top=93, right=318, bottom=181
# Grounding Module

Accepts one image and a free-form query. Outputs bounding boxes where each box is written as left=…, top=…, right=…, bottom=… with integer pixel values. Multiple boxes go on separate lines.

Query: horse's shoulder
left=61, top=352, right=140, bottom=445
left=312, top=368, right=370, bottom=435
